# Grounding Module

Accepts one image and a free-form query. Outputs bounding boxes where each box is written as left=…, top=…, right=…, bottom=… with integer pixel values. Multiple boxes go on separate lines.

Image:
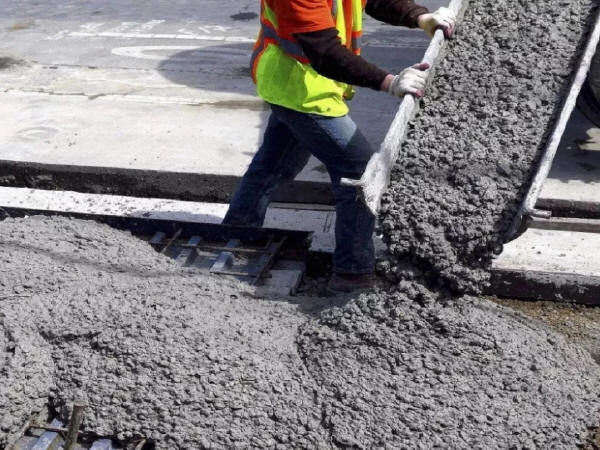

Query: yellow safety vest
left=251, top=0, right=365, bottom=117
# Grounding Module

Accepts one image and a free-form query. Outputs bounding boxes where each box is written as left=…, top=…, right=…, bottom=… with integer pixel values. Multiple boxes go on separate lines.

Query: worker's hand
left=383, top=63, right=430, bottom=98
left=417, top=7, right=457, bottom=39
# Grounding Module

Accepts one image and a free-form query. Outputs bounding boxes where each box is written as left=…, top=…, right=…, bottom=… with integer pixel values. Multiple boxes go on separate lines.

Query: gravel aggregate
left=379, top=0, right=597, bottom=293
left=2, top=0, right=600, bottom=448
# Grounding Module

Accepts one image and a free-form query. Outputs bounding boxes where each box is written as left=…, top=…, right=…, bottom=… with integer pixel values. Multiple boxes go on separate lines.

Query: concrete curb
left=487, top=268, right=600, bottom=305
left=0, top=160, right=334, bottom=205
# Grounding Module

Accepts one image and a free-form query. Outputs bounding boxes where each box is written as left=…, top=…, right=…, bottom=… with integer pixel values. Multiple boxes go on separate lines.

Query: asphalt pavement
left=0, top=0, right=445, bottom=203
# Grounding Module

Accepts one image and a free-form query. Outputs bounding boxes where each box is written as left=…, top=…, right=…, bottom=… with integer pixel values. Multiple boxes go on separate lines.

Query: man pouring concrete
left=223, top=0, right=456, bottom=293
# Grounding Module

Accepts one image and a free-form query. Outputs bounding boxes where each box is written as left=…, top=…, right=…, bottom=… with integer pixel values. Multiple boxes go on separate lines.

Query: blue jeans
left=223, top=104, right=376, bottom=274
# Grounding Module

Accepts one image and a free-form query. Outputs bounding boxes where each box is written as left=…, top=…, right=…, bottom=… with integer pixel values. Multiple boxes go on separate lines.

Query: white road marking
left=196, top=25, right=232, bottom=33
left=111, top=45, right=198, bottom=61
left=70, top=31, right=255, bottom=42
left=103, top=22, right=140, bottom=34
left=135, top=20, right=166, bottom=32
left=111, top=45, right=250, bottom=61
left=80, top=22, right=105, bottom=32
left=45, top=30, right=69, bottom=41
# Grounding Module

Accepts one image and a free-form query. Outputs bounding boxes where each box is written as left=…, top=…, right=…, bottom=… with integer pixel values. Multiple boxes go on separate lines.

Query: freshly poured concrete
left=1, top=216, right=599, bottom=449
left=2, top=1, right=600, bottom=448
left=3, top=186, right=600, bottom=296
left=0, top=0, right=444, bottom=203
left=379, top=0, right=598, bottom=293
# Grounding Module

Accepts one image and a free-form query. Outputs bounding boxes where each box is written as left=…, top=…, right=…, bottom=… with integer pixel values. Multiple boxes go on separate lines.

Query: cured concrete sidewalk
left=0, top=0, right=444, bottom=204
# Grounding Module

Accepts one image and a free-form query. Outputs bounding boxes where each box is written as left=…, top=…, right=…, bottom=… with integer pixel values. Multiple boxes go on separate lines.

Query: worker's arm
left=295, top=28, right=389, bottom=90
left=295, top=29, right=428, bottom=97
left=365, top=0, right=428, bottom=28
left=366, top=1, right=457, bottom=38
left=282, top=0, right=427, bottom=95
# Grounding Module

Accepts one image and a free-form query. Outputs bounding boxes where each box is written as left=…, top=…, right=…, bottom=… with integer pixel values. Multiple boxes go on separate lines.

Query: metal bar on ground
left=531, top=216, right=600, bottom=233
left=31, top=425, right=71, bottom=434
left=160, top=229, right=182, bottom=254
left=207, top=268, right=272, bottom=277
left=30, top=419, right=64, bottom=450
left=507, top=7, right=600, bottom=240
left=195, top=244, right=273, bottom=254
left=175, top=235, right=202, bottom=265
left=210, top=239, right=240, bottom=272
left=150, top=241, right=275, bottom=254
left=90, top=439, right=114, bottom=450
left=339, top=0, right=469, bottom=215
left=252, top=238, right=286, bottom=286
left=63, top=403, right=86, bottom=450
left=536, top=198, right=600, bottom=220
left=487, top=268, right=600, bottom=306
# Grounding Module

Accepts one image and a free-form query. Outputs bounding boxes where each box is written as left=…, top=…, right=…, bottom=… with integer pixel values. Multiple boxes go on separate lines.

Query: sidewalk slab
left=489, top=226, right=600, bottom=304
left=0, top=0, right=440, bottom=203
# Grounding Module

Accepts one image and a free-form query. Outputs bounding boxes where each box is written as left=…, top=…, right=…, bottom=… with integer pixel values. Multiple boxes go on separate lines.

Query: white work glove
left=386, top=63, right=430, bottom=98
left=417, top=7, right=457, bottom=38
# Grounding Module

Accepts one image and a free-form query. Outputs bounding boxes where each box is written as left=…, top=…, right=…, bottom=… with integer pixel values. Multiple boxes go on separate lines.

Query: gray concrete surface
left=1, top=2, right=600, bottom=449
left=1, top=215, right=599, bottom=449
left=496, top=228, right=600, bottom=278
left=488, top=226, right=600, bottom=305
left=0, top=0, right=445, bottom=203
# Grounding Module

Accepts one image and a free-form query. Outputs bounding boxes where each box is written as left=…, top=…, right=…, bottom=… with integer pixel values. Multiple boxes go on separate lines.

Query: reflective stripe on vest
left=251, top=0, right=365, bottom=117
left=251, top=0, right=363, bottom=78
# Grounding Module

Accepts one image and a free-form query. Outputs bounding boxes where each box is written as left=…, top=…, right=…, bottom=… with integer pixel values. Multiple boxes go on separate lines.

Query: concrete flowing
left=2, top=0, right=600, bottom=448
left=379, top=0, right=598, bottom=293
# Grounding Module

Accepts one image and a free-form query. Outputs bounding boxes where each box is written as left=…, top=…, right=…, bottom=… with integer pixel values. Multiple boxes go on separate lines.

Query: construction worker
left=223, top=0, right=456, bottom=293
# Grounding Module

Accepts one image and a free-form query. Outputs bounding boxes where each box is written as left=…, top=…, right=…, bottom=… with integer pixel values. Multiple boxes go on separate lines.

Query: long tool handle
left=341, top=0, right=469, bottom=215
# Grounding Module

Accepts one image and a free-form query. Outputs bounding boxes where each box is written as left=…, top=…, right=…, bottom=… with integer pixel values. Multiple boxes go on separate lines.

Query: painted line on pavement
left=69, top=31, right=256, bottom=43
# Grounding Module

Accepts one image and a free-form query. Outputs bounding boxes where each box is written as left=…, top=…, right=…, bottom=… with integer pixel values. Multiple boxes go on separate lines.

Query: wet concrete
left=0, top=216, right=330, bottom=448
left=1, top=216, right=599, bottom=449
left=2, top=0, right=600, bottom=448
left=298, top=291, right=600, bottom=448
left=378, top=0, right=597, bottom=293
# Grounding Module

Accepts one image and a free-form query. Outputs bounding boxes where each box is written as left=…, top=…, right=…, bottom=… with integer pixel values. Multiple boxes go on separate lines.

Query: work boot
left=326, top=272, right=379, bottom=295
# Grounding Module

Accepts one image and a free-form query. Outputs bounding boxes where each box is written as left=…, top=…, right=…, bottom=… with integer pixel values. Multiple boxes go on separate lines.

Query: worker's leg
left=223, top=110, right=312, bottom=227
left=270, top=105, right=376, bottom=274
